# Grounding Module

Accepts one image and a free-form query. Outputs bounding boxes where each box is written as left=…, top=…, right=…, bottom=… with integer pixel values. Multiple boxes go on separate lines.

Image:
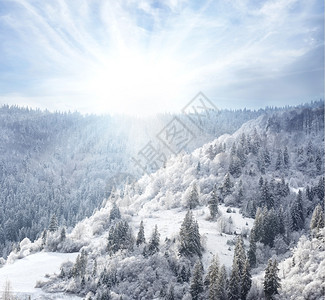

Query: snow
left=0, top=252, right=80, bottom=299
left=129, top=205, right=254, bottom=270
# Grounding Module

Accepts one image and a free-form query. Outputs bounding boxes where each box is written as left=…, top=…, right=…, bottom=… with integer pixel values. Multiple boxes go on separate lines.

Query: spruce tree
left=216, top=265, right=227, bottom=300
left=275, top=150, right=282, bottom=170
left=247, top=229, right=256, bottom=268
left=60, top=227, right=66, bottom=242
left=190, top=261, right=204, bottom=300
left=147, top=224, right=160, bottom=255
left=109, top=202, right=121, bottom=221
left=179, top=211, right=202, bottom=257
left=206, top=255, right=219, bottom=299
left=264, top=259, right=281, bottom=300
left=310, top=204, right=324, bottom=232
left=49, top=214, right=58, bottom=232
left=187, top=183, right=200, bottom=209
left=208, top=185, right=219, bottom=220
left=283, top=146, right=289, bottom=167
left=136, top=220, right=146, bottom=246
left=290, top=190, right=305, bottom=231
left=228, top=257, right=241, bottom=300
left=240, top=259, right=252, bottom=300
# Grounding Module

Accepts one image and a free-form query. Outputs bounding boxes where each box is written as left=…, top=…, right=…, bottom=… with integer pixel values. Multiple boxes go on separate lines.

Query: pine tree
left=49, top=214, right=58, bottom=232
left=208, top=185, right=219, bottom=220
left=228, top=258, right=241, bottom=300
left=283, top=147, right=289, bottom=167
left=275, top=150, right=282, bottom=170
left=187, top=183, right=200, bottom=209
left=190, top=261, right=204, bottom=300
left=233, top=235, right=246, bottom=276
left=247, top=229, right=256, bottom=268
left=179, top=211, right=202, bottom=257
left=310, top=204, right=324, bottom=232
left=147, top=224, right=160, bottom=255
left=206, top=255, right=219, bottom=299
left=60, top=227, right=66, bottom=242
left=264, top=259, right=281, bottom=300
left=109, top=202, right=121, bottom=221
left=215, top=265, right=227, bottom=300
left=136, top=220, right=146, bottom=246
left=290, top=190, right=305, bottom=231
left=240, top=259, right=252, bottom=300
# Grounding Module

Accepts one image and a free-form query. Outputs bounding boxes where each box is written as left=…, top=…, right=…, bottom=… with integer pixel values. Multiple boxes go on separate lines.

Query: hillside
left=2, top=102, right=323, bottom=299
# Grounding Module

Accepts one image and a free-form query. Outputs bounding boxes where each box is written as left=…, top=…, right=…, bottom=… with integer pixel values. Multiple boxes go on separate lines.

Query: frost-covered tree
left=290, top=190, right=305, bottom=231
left=187, top=183, right=200, bottom=209
left=215, top=265, right=227, bottom=300
left=49, top=214, right=58, bottom=232
left=107, top=220, right=134, bottom=254
left=208, top=185, right=219, bottom=220
left=60, top=227, right=66, bottom=242
left=283, top=146, right=289, bottom=167
left=109, top=202, right=121, bottom=221
left=136, top=220, right=146, bottom=246
left=205, top=255, right=219, bottom=299
left=247, top=229, right=256, bottom=268
left=147, top=224, right=160, bottom=255
left=190, top=261, right=204, bottom=300
left=228, top=257, right=241, bottom=300
left=264, top=259, right=280, bottom=300
left=179, top=211, right=202, bottom=257
left=310, top=204, right=324, bottom=232
left=241, top=259, right=251, bottom=300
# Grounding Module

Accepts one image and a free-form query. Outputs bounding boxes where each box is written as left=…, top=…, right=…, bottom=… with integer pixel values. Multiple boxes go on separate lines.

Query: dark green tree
left=136, top=220, right=146, bottom=246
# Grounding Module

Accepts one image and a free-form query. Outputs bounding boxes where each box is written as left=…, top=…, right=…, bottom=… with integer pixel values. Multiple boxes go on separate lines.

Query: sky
left=0, top=0, right=323, bottom=115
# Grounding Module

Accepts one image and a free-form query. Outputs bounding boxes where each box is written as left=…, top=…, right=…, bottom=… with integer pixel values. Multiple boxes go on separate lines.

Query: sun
left=85, top=49, right=187, bottom=116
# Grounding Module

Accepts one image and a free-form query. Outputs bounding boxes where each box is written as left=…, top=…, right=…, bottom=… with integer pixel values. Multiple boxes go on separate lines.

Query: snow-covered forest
left=0, top=101, right=324, bottom=300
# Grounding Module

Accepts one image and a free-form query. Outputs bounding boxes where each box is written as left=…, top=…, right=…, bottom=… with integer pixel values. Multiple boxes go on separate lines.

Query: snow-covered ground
left=128, top=205, right=254, bottom=269
left=0, top=252, right=80, bottom=299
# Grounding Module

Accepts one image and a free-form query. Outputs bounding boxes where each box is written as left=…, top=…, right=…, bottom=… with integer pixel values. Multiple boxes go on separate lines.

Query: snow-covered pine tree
left=234, top=235, right=246, bottom=276
left=264, top=259, right=281, bottom=300
left=136, top=220, right=146, bottom=246
left=290, top=190, right=305, bottom=231
left=310, top=204, right=324, bottom=232
left=215, top=264, right=227, bottom=300
left=208, top=185, right=219, bottom=220
left=179, top=211, right=202, bottom=257
left=283, top=146, right=289, bottom=167
left=240, top=258, right=252, bottom=300
left=147, top=224, right=160, bottom=255
left=60, top=227, right=66, bottom=242
left=228, top=257, right=241, bottom=300
left=187, top=183, right=199, bottom=209
left=109, top=202, right=121, bottom=221
left=247, top=229, right=256, bottom=268
left=205, top=255, right=219, bottom=299
left=49, top=214, right=58, bottom=232
left=190, top=261, right=204, bottom=300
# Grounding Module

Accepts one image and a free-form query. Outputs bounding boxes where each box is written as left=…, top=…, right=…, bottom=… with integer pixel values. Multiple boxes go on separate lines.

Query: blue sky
left=0, top=0, right=323, bottom=115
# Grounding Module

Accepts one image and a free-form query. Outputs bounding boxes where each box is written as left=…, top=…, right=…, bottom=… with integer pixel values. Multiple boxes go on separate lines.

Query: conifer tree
left=310, top=204, right=324, bottom=232
left=290, top=190, right=305, bottom=231
left=240, top=259, right=252, bottom=300
left=275, top=150, right=282, bottom=170
left=179, top=211, right=202, bottom=257
left=283, top=146, right=289, bottom=167
left=206, top=255, right=219, bottom=299
left=247, top=229, right=256, bottom=268
left=264, top=259, right=281, bottom=300
left=60, top=227, right=66, bottom=242
left=49, top=214, right=58, bottom=232
left=215, top=265, right=227, bottom=300
left=190, top=261, right=204, bottom=300
left=147, top=224, right=160, bottom=255
left=136, top=220, right=146, bottom=246
left=187, top=183, right=199, bottom=209
left=228, top=257, right=241, bottom=300
left=208, top=185, right=219, bottom=220
left=109, top=202, right=121, bottom=221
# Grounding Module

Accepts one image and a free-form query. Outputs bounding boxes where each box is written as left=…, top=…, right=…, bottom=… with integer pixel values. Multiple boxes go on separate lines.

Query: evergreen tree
left=275, top=150, right=282, bottom=170
left=215, top=265, right=227, bottom=300
left=240, top=259, right=252, bottom=300
left=109, top=202, right=121, bottom=221
left=107, top=220, right=134, bottom=254
left=283, top=147, right=289, bottom=167
left=206, top=255, right=219, bottom=299
left=147, top=224, right=160, bottom=255
left=247, top=229, right=256, bottom=268
left=60, top=227, right=66, bottom=242
left=49, top=214, right=58, bottom=232
left=264, top=259, right=281, bottom=300
left=190, top=261, right=204, bottom=300
left=208, top=185, right=219, bottom=220
left=233, top=235, right=246, bottom=276
left=228, top=257, right=241, bottom=300
left=179, top=211, right=202, bottom=257
left=187, top=183, right=199, bottom=209
left=290, top=190, right=305, bottom=231
left=136, top=220, right=146, bottom=246
left=220, top=173, right=233, bottom=198
left=310, top=204, right=324, bottom=232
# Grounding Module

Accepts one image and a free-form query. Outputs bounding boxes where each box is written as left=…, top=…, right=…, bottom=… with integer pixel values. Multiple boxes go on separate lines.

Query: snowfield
left=0, top=252, right=80, bottom=299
